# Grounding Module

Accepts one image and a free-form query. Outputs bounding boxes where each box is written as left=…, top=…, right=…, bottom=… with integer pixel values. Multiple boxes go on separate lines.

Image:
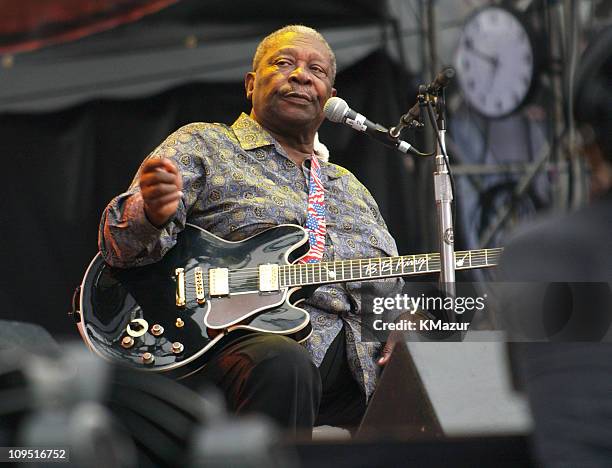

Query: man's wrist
left=143, top=204, right=171, bottom=229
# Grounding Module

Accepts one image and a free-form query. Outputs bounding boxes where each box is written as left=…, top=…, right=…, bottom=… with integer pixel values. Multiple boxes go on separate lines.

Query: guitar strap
left=299, top=154, right=326, bottom=264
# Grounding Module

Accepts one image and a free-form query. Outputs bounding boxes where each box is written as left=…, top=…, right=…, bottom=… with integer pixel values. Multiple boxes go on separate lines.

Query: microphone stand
left=392, top=68, right=457, bottom=323
left=429, top=91, right=456, bottom=314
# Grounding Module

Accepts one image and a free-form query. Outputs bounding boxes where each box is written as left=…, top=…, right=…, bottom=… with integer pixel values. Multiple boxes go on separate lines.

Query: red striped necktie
left=299, top=154, right=326, bottom=264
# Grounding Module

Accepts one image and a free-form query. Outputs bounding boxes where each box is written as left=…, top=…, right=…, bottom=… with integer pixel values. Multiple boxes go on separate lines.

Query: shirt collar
left=320, top=161, right=347, bottom=181
left=231, top=112, right=344, bottom=180
left=231, top=113, right=276, bottom=150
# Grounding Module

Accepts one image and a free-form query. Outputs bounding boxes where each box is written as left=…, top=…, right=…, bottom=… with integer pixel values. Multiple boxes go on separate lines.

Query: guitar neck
left=278, top=248, right=502, bottom=288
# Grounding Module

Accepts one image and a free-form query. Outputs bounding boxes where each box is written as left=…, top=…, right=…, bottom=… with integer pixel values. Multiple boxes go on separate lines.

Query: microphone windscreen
left=323, top=97, right=349, bottom=123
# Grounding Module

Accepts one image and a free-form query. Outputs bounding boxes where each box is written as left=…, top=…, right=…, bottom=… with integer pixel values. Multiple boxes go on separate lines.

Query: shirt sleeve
left=98, top=124, right=208, bottom=268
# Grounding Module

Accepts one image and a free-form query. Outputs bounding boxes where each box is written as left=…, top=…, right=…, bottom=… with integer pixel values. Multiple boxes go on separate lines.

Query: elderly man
left=99, top=25, right=401, bottom=433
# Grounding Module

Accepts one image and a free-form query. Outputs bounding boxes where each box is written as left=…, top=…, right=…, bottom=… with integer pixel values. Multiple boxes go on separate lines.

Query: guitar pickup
left=209, top=267, right=229, bottom=296
left=258, top=264, right=279, bottom=292
left=194, top=267, right=205, bottom=304
left=175, top=268, right=186, bottom=307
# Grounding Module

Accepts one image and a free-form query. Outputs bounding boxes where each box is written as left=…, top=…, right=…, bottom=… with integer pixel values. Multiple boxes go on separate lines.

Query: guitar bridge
left=209, top=267, right=229, bottom=296
left=259, top=264, right=279, bottom=292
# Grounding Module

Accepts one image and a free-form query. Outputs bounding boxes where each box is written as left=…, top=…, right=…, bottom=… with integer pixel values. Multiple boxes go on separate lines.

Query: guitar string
left=186, top=253, right=503, bottom=282
left=195, top=259, right=503, bottom=282
left=181, top=253, right=502, bottom=293
left=180, top=254, right=503, bottom=295
left=186, top=249, right=503, bottom=275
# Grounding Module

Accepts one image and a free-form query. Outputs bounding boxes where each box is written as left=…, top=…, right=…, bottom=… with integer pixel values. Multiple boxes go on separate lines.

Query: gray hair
left=252, top=25, right=336, bottom=84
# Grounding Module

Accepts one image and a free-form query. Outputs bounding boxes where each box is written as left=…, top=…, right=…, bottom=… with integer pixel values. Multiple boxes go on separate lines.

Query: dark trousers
left=182, top=326, right=366, bottom=434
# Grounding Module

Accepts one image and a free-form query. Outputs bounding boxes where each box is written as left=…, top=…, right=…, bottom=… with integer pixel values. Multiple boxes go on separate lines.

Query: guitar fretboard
left=278, top=248, right=502, bottom=288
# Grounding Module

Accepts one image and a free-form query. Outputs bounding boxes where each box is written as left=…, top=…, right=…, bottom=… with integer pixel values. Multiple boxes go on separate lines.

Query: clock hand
left=464, top=37, right=498, bottom=68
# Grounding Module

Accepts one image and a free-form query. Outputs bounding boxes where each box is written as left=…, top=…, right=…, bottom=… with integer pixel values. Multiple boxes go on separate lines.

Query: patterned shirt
left=99, top=113, right=402, bottom=399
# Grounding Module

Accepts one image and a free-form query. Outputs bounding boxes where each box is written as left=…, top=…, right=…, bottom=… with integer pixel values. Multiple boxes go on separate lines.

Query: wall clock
left=455, top=6, right=537, bottom=118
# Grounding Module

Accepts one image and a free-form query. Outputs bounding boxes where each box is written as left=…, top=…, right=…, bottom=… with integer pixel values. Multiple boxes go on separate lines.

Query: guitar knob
left=171, top=342, right=184, bottom=354
left=142, top=352, right=155, bottom=365
left=121, top=336, right=134, bottom=349
left=151, top=324, right=164, bottom=336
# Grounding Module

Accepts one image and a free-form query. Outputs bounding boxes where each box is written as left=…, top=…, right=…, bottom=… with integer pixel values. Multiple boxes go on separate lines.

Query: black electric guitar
left=76, top=224, right=501, bottom=379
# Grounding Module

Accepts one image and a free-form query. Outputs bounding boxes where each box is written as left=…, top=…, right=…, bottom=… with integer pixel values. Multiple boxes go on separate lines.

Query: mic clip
left=389, top=98, right=425, bottom=139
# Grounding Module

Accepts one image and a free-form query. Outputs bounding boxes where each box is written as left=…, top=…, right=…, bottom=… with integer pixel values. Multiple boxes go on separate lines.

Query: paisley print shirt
left=99, top=113, right=402, bottom=399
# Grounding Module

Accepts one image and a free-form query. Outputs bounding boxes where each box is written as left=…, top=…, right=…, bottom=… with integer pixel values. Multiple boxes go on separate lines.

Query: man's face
left=245, top=32, right=336, bottom=133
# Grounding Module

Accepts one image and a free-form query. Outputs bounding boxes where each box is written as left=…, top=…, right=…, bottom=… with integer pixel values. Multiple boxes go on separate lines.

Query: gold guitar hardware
left=120, top=336, right=134, bottom=349
left=150, top=324, right=164, bottom=336
left=142, top=352, right=155, bottom=365
left=171, top=342, right=184, bottom=354
left=175, top=318, right=184, bottom=328
left=175, top=267, right=186, bottom=307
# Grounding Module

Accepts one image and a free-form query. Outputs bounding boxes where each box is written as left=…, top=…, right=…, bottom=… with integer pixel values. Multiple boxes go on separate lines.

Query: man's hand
left=377, top=330, right=403, bottom=366
left=139, top=158, right=183, bottom=228
left=377, top=338, right=395, bottom=366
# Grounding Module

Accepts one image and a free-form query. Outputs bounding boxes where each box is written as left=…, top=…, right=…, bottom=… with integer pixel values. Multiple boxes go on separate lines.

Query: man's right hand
left=139, top=158, right=183, bottom=228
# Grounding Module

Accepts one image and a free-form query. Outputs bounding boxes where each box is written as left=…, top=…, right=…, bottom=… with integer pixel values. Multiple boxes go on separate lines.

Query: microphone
left=323, top=97, right=427, bottom=156
left=423, top=67, right=455, bottom=95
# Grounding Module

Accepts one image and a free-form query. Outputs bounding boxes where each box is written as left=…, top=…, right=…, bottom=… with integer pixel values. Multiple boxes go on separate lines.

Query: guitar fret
left=277, top=248, right=501, bottom=291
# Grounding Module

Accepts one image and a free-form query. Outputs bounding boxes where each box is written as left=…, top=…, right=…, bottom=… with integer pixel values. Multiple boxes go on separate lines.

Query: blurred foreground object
left=500, top=25, right=612, bottom=467
left=0, top=338, right=295, bottom=467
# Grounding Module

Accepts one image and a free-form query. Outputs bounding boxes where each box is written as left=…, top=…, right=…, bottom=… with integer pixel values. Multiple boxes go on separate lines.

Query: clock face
left=455, top=6, right=535, bottom=118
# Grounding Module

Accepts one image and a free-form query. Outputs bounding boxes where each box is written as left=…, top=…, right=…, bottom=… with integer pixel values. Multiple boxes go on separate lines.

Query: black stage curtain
left=0, top=49, right=425, bottom=338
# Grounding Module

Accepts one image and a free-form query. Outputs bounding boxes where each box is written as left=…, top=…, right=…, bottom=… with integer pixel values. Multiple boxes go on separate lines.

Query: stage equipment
left=357, top=341, right=443, bottom=439
left=0, top=342, right=293, bottom=467
left=323, top=97, right=431, bottom=157
left=325, top=68, right=463, bottom=322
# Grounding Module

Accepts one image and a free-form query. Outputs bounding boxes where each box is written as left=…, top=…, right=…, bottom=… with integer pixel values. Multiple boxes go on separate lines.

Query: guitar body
left=77, top=224, right=312, bottom=379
